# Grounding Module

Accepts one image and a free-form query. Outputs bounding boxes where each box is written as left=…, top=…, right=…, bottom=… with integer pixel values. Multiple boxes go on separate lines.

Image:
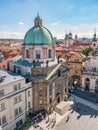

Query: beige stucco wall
left=0, top=78, right=32, bottom=130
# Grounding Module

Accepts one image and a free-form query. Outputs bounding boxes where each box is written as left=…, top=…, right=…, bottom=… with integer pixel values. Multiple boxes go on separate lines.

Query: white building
left=0, top=69, right=32, bottom=130
left=82, top=47, right=98, bottom=92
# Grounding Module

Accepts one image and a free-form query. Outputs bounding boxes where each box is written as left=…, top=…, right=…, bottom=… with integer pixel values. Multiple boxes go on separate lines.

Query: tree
left=82, top=46, right=93, bottom=56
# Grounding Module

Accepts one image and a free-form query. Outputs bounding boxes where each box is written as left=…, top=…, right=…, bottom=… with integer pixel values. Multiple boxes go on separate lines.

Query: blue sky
left=0, top=0, right=98, bottom=39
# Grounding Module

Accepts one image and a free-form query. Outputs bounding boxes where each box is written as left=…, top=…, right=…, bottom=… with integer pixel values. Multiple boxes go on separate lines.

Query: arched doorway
left=73, top=75, right=80, bottom=87
left=84, top=78, right=90, bottom=91
left=95, top=79, right=98, bottom=93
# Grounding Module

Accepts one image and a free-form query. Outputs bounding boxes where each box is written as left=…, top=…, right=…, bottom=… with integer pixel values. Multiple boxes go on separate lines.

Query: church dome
left=23, top=14, right=54, bottom=45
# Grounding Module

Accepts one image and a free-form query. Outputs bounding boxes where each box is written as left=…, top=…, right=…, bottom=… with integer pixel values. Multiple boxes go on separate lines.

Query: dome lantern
left=34, top=13, right=42, bottom=26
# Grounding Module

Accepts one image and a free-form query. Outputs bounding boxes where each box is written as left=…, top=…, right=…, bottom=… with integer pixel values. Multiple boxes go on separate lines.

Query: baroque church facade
left=8, top=14, right=69, bottom=114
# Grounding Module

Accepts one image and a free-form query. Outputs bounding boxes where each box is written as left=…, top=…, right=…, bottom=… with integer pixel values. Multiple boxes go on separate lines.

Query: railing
left=83, top=70, right=98, bottom=75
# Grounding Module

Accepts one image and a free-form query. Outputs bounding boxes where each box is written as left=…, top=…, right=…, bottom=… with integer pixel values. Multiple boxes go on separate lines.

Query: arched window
left=48, top=49, right=51, bottom=58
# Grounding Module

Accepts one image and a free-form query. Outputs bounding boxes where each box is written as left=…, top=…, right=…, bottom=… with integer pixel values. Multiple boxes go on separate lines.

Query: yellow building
left=68, top=52, right=85, bottom=88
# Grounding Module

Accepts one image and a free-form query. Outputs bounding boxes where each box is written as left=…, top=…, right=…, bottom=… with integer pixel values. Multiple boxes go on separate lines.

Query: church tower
left=93, top=29, right=97, bottom=41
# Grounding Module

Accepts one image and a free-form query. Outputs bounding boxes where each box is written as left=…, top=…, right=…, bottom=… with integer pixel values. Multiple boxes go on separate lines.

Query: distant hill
left=0, top=38, right=23, bottom=41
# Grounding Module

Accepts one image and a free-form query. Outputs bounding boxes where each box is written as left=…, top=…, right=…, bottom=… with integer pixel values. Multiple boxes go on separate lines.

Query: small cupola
left=34, top=13, right=42, bottom=26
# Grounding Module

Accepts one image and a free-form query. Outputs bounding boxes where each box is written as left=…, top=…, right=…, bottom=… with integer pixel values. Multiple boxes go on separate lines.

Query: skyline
left=0, top=0, right=98, bottom=39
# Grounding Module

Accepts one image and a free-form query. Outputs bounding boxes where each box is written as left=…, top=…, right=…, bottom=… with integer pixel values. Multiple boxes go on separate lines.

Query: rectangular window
left=0, top=116, right=6, bottom=125
left=0, top=90, right=4, bottom=98
left=39, top=90, right=42, bottom=96
left=13, top=65, right=16, bottom=73
left=2, top=116, right=6, bottom=125
left=58, top=70, right=61, bottom=77
left=28, top=101, right=31, bottom=109
left=18, top=83, right=21, bottom=89
left=15, top=109, right=18, bottom=117
left=28, top=91, right=30, bottom=97
left=1, top=103, right=5, bottom=111
left=15, top=107, right=22, bottom=117
left=14, top=85, right=17, bottom=91
left=48, top=49, right=51, bottom=58
left=18, top=95, right=21, bottom=101
left=50, top=98, right=52, bottom=104
left=13, top=83, right=21, bottom=91
left=26, top=49, right=29, bottom=58
left=36, top=50, right=40, bottom=59
left=14, top=95, right=21, bottom=104
left=14, top=97, right=17, bottom=104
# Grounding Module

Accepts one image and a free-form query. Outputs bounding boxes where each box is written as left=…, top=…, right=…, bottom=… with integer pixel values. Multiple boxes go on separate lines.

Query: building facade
left=31, top=62, right=69, bottom=113
left=82, top=47, right=98, bottom=92
left=0, top=69, right=32, bottom=130
left=64, top=31, right=73, bottom=47
left=68, top=52, right=85, bottom=88
left=8, top=14, right=69, bottom=115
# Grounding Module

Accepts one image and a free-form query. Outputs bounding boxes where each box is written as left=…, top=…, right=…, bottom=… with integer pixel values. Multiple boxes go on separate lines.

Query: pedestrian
left=66, top=115, right=69, bottom=122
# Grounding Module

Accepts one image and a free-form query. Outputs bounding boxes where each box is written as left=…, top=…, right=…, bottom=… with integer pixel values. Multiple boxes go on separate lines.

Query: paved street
left=29, top=94, right=98, bottom=130
left=54, top=102, right=98, bottom=130
left=71, top=89, right=98, bottom=103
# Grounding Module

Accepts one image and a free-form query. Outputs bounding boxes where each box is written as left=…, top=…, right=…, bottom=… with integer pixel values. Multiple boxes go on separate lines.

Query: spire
left=75, top=34, right=78, bottom=40
left=34, top=13, right=42, bottom=26
left=93, top=28, right=97, bottom=41
left=68, top=30, right=72, bottom=39
left=69, top=30, right=72, bottom=35
left=36, top=11, right=40, bottom=19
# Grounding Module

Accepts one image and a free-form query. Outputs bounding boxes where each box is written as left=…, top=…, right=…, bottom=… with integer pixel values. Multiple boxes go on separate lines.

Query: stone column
left=22, top=46, right=25, bottom=61
left=82, top=76, right=85, bottom=91
left=90, top=77, right=95, bottom=93
left=47, top=85, right=50, bottom=113
left=29, top=48, right=32, bottom=63
left=54, top=46, right=56, bottom=60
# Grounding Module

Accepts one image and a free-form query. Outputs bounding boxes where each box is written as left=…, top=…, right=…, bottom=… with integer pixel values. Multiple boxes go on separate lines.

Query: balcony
left=83, top=69, right=98, bottom=76
left=82, top=66, right=98, bottom=75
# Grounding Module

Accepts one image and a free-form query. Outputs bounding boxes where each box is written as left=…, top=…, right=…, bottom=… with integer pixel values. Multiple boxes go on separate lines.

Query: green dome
left=23, top=26, right=54, bottom=45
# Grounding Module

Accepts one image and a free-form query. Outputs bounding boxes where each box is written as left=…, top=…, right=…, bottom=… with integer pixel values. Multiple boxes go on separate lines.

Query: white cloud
left=18, top=22, right=24, bottom=25
left=49, top=22, right=98, bottom=39
left=0, top=22, right=98, bottom=39
left=0, top=31, right=24, bottom=39
left=51, top=21, right=61, bottom=26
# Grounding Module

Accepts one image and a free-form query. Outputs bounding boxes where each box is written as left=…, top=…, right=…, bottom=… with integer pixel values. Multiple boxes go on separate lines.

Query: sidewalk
left=28, top=102, right=73, bottom=130
left=28, top=93, right=98, bottom=130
